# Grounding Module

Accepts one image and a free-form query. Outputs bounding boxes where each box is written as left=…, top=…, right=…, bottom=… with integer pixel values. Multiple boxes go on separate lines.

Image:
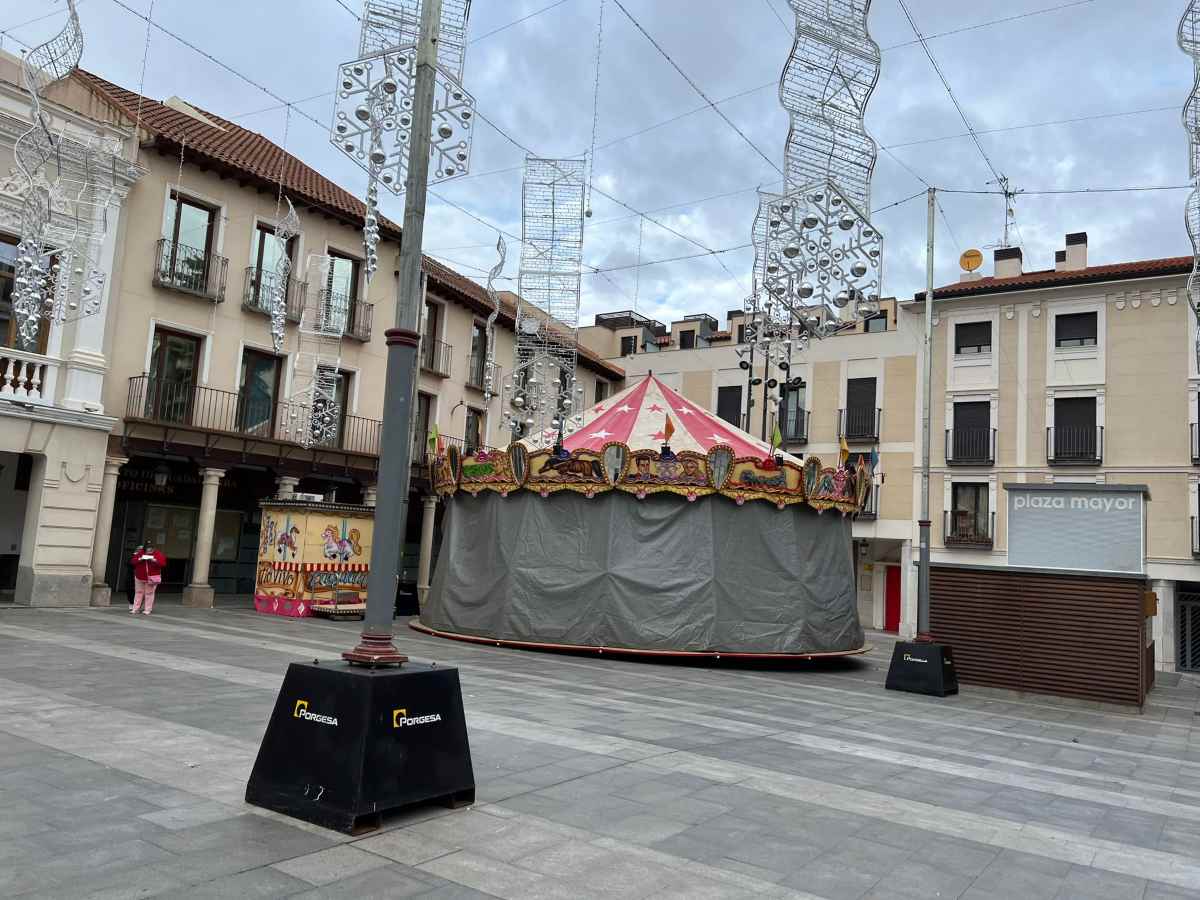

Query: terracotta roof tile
left=919, top=256, right=1191, bottom=301
left=72, top=68, right=403, bottom=238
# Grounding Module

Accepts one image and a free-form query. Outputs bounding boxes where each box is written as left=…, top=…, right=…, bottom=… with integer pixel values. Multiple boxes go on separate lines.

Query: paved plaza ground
left=2, top=601, right=1200, bottom=899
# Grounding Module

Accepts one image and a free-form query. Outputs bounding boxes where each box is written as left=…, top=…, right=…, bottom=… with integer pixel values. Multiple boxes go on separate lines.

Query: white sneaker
left=142, top=611, right=151, bottom=616
left=129, top=608, right=136, bottom=614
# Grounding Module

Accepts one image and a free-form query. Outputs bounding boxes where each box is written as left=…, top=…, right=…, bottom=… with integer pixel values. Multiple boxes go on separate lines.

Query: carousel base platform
left=408, top=619, right=870, bottom=662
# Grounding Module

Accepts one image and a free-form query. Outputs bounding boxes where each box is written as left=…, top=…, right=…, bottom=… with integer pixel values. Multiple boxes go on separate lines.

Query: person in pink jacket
left=130, top=544, right=166, bottom=615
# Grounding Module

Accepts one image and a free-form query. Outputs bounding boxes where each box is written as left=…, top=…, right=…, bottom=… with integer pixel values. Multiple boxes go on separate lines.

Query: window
left=864, top=313, right=887, bottom=333
left=0, top=233, right=48, bottom=352
left=595, top=381, right=610, bottom=404
left=955, top=321, right=992, bottom=355
left=1055, top=311, right=1097, bottom=348
left=620, top=335, right=637, bottom=356
left=950, top=482, right=989, bottom=542
left=780, top=381, right=807, bottom=440
left=147, top=327, right=202, bottom=423
left=716, top=385, right=742, bottom=428
left=843, top=377, right=877, bottom=439
left=314, top=366, right=351, bottom=447
left=679, top=329, right=696, bottom=350
left=737, top=323, right=746, bottom=344
left=464, top=407, right=483, bottom=453
left=249, top=223, right=296, bottom=306
left=238, top=349, right=282, bottom=436
left=415, top=392, right=433, bottom=455
left=468, top=321, right=487, bottom=387
left=1053, top=396, right=1098, bottom=461
left=325, top=251, right=361, bottom=333
left=161, top=192, right=216, bottom=293
left=951, top=401, right=990, bottom=461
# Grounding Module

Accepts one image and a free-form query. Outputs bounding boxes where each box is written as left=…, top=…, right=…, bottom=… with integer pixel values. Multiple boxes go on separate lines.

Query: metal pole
left=744, top=334, right=755, bottom=431
left=344, top=0, right=442, bottom=667
left=760, top=341, right=770, bottom=442
left=917, top=187, right=935, bottom=640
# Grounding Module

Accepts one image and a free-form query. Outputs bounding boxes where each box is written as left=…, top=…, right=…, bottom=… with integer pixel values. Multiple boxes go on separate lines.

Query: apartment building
left=580, top=299, right=919, bottom=633
left=0, top=59, right=621, bottom=607
left=909, top=233, right=1197, bottom=672
left=0, top=56, right=142, bottom=607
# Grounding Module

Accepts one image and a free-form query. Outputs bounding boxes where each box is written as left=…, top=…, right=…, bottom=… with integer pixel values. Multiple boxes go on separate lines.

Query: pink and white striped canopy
left=546, top=374, right=796, bottom=460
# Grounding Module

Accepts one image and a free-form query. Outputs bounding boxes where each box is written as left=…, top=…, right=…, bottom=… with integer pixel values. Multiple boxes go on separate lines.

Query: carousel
left=412, top=374, right=871, bottom=659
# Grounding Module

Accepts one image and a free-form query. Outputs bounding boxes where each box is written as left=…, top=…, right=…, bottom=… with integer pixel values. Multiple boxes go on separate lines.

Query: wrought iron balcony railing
left=421, top=338, right=452, bottom=377
left=838, top=406, right=881, bottom=442
left=124, top=375, right=381, bottom=456
left=242, top=268, right=306, bottom=323
left=945, top=427, right=996, bottom=466
left=944, top=509, right=995, bottom=549
left=345, top=298, right=373, bottom=342
left=1046, top=425, right=1103, bottom=466
left=153, top=238, right=227, bottom=302
left=780, top=408, right=808, bottom=445
left=466, top=352, right=501, bottom=392
left=411, top=431, right=494, bottom=468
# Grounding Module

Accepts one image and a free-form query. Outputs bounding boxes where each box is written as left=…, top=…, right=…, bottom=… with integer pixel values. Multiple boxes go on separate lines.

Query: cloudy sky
left=1, top=0, right=1193, bottom=327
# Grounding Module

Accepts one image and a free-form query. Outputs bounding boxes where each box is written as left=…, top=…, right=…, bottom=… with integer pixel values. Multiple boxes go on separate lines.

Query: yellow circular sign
left=960, top=249, right=983, bottom=272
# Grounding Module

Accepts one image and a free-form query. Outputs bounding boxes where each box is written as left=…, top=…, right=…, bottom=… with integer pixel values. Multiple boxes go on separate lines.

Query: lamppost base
left=342, top=631, right=409, bottom=667
left=885, top=640, right=958, bottom=697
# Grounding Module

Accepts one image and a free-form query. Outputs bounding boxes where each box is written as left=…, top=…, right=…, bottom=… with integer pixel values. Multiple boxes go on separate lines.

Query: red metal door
left=885, top=566, right=901, bottom=633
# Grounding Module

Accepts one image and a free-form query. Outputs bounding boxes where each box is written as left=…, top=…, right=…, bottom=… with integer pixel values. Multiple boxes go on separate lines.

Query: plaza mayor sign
left=1006, top=484, right=1147, bottom=575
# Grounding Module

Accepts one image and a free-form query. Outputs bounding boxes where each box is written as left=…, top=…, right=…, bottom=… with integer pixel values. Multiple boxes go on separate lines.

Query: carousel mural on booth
left=253, top=502, right=374, bottom=617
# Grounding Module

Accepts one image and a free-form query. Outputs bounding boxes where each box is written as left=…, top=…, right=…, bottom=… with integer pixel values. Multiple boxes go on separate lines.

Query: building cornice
left=0, top=400, right=116, bottom=433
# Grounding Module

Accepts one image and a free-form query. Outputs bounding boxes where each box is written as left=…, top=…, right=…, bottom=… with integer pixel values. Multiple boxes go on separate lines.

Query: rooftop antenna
left=985, top=174, right=1021, bottom=249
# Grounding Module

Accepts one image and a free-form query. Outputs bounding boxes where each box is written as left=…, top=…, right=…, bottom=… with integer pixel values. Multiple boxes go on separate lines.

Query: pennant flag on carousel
left=839, top=434, right=850, bottom=467
left=771, top=421, right=783, bottom=456
left=663, top=414, right=675, bottom=444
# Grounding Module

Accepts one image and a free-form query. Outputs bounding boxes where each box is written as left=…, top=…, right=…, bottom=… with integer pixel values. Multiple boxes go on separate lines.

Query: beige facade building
left=0, top=59, right=621, bottom=607
left=909, top=234, right=1197, bottom=672
left=580, top=299, right=919, bottom=633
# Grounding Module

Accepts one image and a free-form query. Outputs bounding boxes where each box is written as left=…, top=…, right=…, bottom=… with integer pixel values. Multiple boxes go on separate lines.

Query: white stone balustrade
left=0, top=348, right=60, bottom=404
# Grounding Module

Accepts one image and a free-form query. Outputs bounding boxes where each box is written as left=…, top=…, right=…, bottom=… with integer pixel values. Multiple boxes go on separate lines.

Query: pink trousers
left=132, top=578, right=158, bottom=614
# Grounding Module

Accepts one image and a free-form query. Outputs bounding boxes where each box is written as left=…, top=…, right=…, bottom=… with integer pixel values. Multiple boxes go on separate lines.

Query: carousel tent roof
left=547, top=374, right=799, bottom=461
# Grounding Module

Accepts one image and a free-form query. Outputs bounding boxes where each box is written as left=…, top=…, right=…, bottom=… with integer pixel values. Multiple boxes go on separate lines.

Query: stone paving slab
left=1, top=601, right=1199, bottom=898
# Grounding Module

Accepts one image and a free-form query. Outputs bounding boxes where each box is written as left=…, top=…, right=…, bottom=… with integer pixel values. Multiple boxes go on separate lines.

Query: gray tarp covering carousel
left=415, top=375, right=870, bottom=658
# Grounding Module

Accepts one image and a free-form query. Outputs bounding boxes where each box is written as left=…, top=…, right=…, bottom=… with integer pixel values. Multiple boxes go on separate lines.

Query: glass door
left=324, top=253, right=359, bottom=333
left=163, top=193, right=215, bottom=292
left=238, top=350, right=281, bottom=436
left=147, top=328, right=201, bottom=423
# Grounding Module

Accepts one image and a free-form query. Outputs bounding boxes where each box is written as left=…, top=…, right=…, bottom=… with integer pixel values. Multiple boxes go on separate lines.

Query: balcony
left=242, top=268, right=306, bottom=323
left=310, top=290, right=373, bottom=342
left=124, top=375, right=381, bottom=456
left=465, top=352, right=500, bottom=393
left=411, top=431, right=493, bottom=468
left=780, top=408, right=808, bottom=445
left=944, top=509, right=995, bottom=549
left=153, top=238, right=227, bottom=302
left=856, top=484, right=878, bottom=521
left=838, top=407, right=881, bottom=442
left=421, top=338, right=452, bottom=378
left=1, top=347, right=60, bottom=405
left=945, top=427, right=996, bottom=466
left=1047, top=425, right=1103, bottom=466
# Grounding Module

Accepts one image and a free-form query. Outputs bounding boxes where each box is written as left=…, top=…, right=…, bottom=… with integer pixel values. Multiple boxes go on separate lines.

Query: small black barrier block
left=245, top=661, right=474, bottom=833
left=885, top=641, right=959, bottom=697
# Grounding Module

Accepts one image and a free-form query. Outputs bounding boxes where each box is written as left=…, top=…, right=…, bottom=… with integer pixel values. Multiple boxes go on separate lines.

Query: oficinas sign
left=1006, top=485, right=1146, bottom=575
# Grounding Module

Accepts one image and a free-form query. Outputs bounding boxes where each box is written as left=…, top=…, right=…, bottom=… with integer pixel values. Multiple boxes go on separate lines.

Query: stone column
left=1151, top=579, right=1176, bottom=672
left=275, top=474, right=300, bottom=499
left=416, top=495, right=438, bottom=608
left=89, top=456, right=128, bottom=607
left=898, top=539, right=918, bottom=640
left=364, top=484, right=378, bottom=507
left=182, top=467, right=225, bottom=608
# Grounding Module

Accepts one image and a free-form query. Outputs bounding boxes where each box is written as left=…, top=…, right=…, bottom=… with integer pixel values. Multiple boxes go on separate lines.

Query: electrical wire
left=610, top=0, right=781, bottom=177
left=468, top=0, right=573, bottom=44
left=880, top=0, right=1096, bottom=52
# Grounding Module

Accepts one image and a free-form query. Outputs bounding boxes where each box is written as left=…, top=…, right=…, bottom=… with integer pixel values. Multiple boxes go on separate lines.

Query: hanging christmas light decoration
left=748, top=0, right=883, bottom=341
left=330, top=0, right=475, bottom=284
left=1180, top=0, right=1200, bottom=367
left=482, top=234, right=507, bottom=401
left=284, top=254, right=345, bottom=448
left=267, top=198, right=299, bottom=352
left=10, top=0, right=92, bottom=351
left=501, top=157, right=587, bottom=447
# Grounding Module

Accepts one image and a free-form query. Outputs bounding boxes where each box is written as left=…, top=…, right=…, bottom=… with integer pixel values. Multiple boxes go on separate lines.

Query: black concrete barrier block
left=245, top=661, right=474, bottom=833
left=885, top=641, right=959, bottom=697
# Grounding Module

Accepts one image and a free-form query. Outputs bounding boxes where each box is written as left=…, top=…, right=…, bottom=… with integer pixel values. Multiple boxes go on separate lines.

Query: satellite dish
left=960, top=249, right=983, bottom=272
